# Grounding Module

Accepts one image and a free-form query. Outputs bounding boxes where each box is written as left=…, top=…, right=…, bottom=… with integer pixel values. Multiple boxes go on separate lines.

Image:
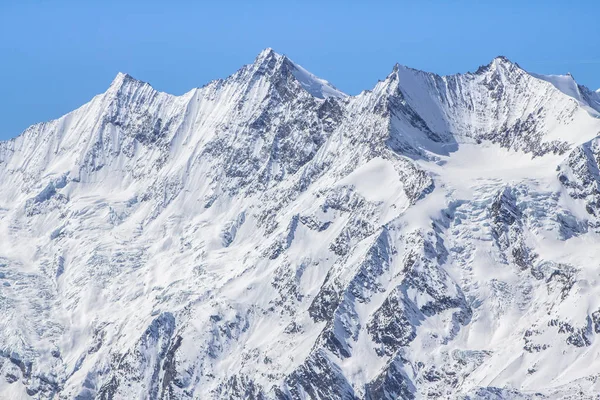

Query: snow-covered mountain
left=2, top=48, right=600, bottom=399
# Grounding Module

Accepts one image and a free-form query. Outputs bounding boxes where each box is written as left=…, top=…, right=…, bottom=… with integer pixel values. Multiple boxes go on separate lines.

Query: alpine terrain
left=2, top=48, right=600, bottom=399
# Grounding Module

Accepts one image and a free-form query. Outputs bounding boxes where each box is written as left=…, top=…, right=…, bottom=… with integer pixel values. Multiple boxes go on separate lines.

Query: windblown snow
left=2, top=48, right=600, bottom=399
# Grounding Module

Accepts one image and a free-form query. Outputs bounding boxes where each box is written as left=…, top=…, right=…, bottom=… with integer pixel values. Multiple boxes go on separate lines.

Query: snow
left=289, top=61, right=347, bottom=99
left=337, top=157, right=409, bottom=218
left=530, top=72, right=582, bottom=102
left=2, top=49, right=600, bottom=399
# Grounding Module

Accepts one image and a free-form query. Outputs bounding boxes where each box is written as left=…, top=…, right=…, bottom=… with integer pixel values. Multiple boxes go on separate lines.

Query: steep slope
left=1, top=50, right=600, bottom=400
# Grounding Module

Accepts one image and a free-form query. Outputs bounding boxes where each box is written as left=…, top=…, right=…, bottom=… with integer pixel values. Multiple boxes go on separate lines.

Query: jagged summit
left=95, top=51, right=592, bottom=116
left=103, top=49, right=346, bottom=102
left=379, top=55, right=600, bottom=126
left=252, top=47, right=284, bottom=67
left=250, top=47, right=346, bottom=99
left=108, top=71, right=150, bottom=91
left=251, top=47, right=282, bottom=72
left=490, top=54, right=518, bottom=65
left=387, top=55, right=521, bottom=81
left=469, top=55, right=520, bottom=75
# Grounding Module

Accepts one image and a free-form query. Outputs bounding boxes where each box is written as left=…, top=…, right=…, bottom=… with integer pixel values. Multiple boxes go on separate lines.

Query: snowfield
left=1, top=49, right=600, bottom=399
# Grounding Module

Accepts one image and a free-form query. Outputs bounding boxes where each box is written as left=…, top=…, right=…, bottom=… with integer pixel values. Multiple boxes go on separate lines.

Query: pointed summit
left=247, top=47, right=289, bottom=81
left=110, top=72, right=132, bottom=86
left=255, top=47, right=277, bottom=60
left=249, top=48, right=346, bottom=99
left=472, top=55, right=521, bottom=75
left=489, top=55, right=522, bottom=70
left=109, top=72, right=142, bottom=88
left=386, top=62, right=426, bottom=79
left=107, top=72, right=150, bottom=95
left=253, top=47, right=281, bottom=65
left=491, top=55, right=514, bottom=64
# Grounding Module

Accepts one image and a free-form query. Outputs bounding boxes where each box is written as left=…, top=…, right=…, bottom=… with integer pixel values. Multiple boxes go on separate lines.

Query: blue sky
left=1, top=0, right=599, bottom=140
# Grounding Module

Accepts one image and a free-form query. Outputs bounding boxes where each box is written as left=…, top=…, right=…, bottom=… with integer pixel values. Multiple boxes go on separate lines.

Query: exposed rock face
left=2, top=49, right=600, bottom=399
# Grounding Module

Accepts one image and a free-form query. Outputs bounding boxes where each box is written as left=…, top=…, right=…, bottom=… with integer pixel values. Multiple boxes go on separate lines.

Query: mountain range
left=1, top=48, right=600, bottom=399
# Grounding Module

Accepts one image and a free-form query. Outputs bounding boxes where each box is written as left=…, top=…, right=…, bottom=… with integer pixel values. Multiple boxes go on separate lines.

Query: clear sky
left=1, top=0, right=599, bottom=140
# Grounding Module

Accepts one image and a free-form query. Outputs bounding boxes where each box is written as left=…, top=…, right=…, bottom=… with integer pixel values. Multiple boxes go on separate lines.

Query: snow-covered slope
left=2, top=49, right=600, bottom=399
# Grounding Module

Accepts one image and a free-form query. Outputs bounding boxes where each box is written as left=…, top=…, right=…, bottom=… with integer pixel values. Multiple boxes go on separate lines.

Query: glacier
left=1, top=48, right=600, bottom=399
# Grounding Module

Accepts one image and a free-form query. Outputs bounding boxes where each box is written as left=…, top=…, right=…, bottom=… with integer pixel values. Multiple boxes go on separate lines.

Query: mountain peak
left=249, top=48, right=346, bottom=99
left=256, top=47, right=277, bottom=59
left=252, top=47, right=286, bottom=69
left=489, top=55, right=521, bottom=70
left=492, top=55, right=513, bottom=64
left=110, top=72, right=137, bottom=87
left=472, top=55, right=520, bottom=75
left=108, top=72, right=149, bottom=93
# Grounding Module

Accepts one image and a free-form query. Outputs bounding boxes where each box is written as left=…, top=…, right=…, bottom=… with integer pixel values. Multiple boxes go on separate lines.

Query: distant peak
left=110, top=72, right=133, bottom=87
left=384, top=63, right=432, bottom=85
left=257, top=47, right=276, bottom=58
left=109, top=72, right=148, bottom=91
left=490, top=55, right=521, bottom=70
left=248, top=47, right=288, bottom=78
left=249, top=48, right=346, bottom=99
left=386, top=63, right=407, bottom=80
left=114, top=71, right=130, bottom=80
left=253, top=47, right=285, bottom=66
left=492, top=55, right=512, bottom=63
left=472, top=55, right=520, bottom=75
